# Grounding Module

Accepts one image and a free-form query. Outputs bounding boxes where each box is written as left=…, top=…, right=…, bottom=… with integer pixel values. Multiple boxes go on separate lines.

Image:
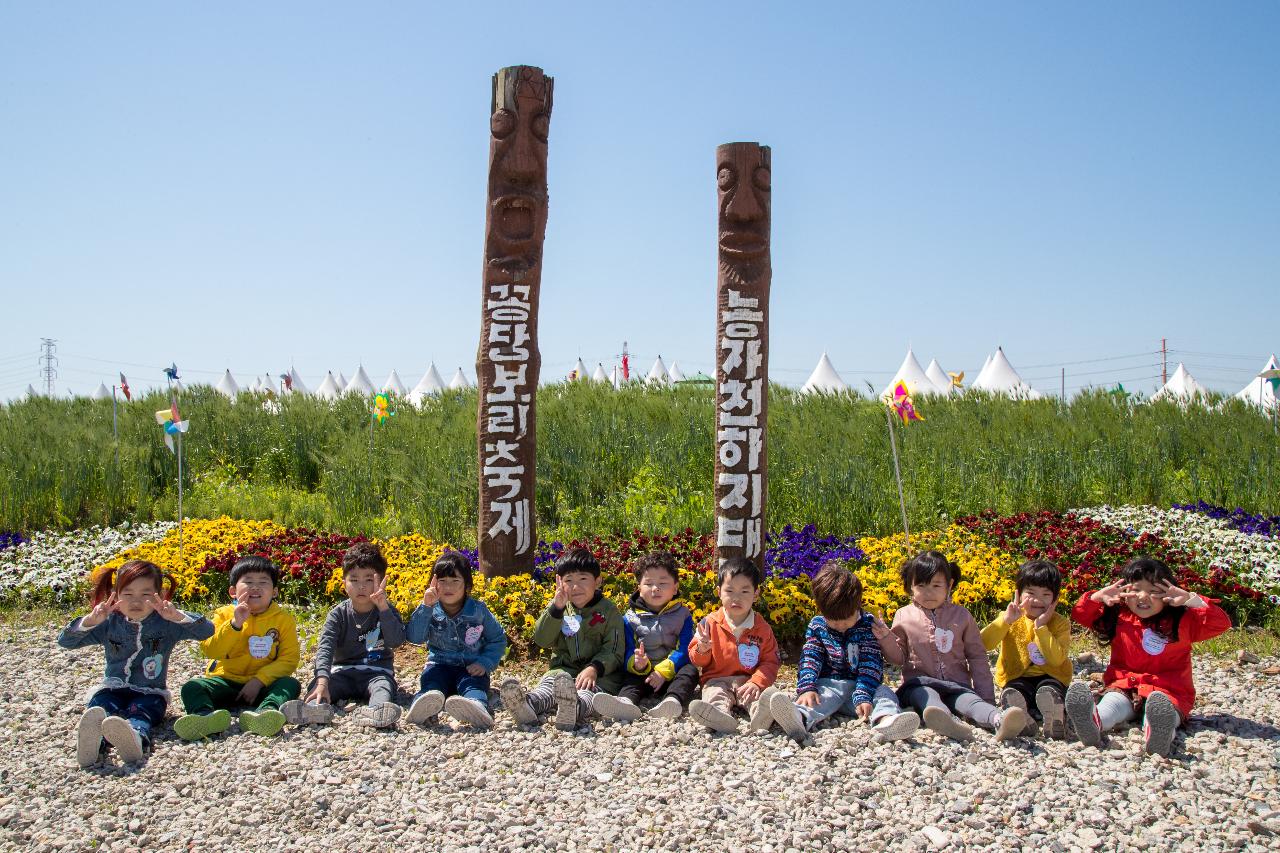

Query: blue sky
left=2, top=2, right=1276, bottom=399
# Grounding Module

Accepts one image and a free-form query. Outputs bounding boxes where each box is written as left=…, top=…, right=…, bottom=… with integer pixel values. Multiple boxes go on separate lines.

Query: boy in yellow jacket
left=980, top=560, right=1071, bottom=739
left=174, top=557, right=301, bottom=739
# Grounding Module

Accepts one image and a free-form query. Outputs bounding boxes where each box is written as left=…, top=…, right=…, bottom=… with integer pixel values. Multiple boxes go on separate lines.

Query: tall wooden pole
left=713, top=142, right=771, bottom=566
left=476, top=66, right=553, bottom=576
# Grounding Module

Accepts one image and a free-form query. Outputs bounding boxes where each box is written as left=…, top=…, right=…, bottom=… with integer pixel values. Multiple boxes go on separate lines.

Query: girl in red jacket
left=1067, top=556, right=1230, bottom=757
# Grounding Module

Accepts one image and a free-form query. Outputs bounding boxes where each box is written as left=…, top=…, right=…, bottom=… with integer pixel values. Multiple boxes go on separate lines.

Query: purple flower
left=763, top=524, right=866, bottom=579
left=0, top=532, right=26, bottom=551
left=1174, top=501, right=1280, bottom=538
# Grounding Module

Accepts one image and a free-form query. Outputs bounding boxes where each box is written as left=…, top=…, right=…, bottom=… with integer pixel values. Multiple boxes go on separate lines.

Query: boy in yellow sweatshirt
left=980, top=560, right=1071, bottom=739
left=174, top=557, right=301, bottom=739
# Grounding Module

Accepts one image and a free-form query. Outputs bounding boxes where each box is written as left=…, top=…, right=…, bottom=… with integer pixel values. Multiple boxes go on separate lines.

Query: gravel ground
left=2, top=626, right=1280, bottom=852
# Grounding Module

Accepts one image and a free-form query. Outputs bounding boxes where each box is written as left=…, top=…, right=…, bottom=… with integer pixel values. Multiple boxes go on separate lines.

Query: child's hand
left=869, top=614, right=892, bottom=641
left=421, top=579, right=439, bottom=608
left=236, top=678, right=264, bottom=704
left=633, top=641, right=650, bottom=672
left=80, top=593, right=119, bottom=629
left=575, top=668, right=597, bottom=691
left=1092, top=578, right=1131, bottom=606
left=694, top=619, right=713, bottom=652
left=1033, top=608, right=1053, bottom=629
left=231, top=595, right=251, bottom=630
left=369, top=575, right=390, bottom=612
left=149, top=594, right=187, bottom=623
left=1003, top=597, right=1022, bottom=624
left=466, top=663, right=486, bottom=677
left=1156, top=581, right=1196, bottom=607
left=735, top=681, right=761, bottom=705
left=645, top=672, right=665, bottom=689
left=552, top=576, right=570, bottom=610
left=305, top=679, right=330, bottom=705
left=855, top=702, right=873, bottom=720
left=797, top=690, right=821, bottom=709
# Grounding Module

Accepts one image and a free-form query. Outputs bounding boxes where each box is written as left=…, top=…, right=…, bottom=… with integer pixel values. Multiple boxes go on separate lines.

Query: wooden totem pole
left=713, top=142, right=771, bottom=566
left=477, top=65, right=553, bottom=576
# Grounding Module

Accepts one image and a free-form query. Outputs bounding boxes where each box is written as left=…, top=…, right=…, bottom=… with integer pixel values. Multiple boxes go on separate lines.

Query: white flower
left=0, top=522, right=175, bottom=599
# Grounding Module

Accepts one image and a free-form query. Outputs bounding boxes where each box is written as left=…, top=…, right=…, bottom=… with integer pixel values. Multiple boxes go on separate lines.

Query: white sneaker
left=922, top=705, right=973, bottom=741
left=101, top=715, right=145, bottom=763
left=995, top=706, right=1030, bottom=742
left=355, top=702, right=401, bottom=728
left=689, top=699, right=739, bottom=734
left=871, top=711, right=920, bottom=744
left=499, top=678, right=537, bottom=725
left=443, top=695, right=494, bottom=729
left=747, top=686, right=779, bottom=732
left=591, top=693, right=643, bottom=722
left=769, top=692, right=808, bottom=744
left=405, top=690, right=446, bottom=726
left=76, top=707, right=106, bottom=768
left=647, top=696, right=683, bottom=720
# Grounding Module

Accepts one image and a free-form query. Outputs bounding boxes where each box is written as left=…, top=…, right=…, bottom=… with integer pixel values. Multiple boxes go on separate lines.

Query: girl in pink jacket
left=878, top=551, right=1029, bottom=742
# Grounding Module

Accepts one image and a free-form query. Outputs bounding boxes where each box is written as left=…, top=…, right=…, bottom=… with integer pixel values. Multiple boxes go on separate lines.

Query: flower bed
left=1, top=523, right=173, bottom=600
left=1174, top=501, right=1280, bottom=538
left=0, top=532, right=26, bottom=551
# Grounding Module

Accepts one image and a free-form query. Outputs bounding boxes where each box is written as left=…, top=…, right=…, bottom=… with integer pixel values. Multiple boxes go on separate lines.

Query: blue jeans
left=88, top=687, right=168, bottom=744
left=798, top=679, right=903, bottom=730
left=417, top=662, right=489, bottom=704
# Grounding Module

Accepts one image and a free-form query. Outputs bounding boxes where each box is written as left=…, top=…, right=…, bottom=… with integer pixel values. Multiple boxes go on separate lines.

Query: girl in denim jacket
left=404, top=552, right=507, bottom=729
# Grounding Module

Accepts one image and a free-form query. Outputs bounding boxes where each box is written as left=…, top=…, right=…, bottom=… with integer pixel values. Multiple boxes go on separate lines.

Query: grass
left=2, top=383, right=1277, bottom=545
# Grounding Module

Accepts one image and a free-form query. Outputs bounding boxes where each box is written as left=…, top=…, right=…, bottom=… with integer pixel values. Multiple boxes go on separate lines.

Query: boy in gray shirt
left=282, top=543, right=406, bottom=728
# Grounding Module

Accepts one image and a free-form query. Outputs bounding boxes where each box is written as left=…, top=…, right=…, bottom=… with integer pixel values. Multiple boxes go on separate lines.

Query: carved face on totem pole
left=716, top=144, right=771, bottom=288
left=486, top=67, right=553, bottom=275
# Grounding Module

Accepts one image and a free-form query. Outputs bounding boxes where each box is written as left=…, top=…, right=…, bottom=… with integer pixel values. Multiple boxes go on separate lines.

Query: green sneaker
left=173, top=709, right=231, bottom=742
left=239, top=709, right=286, bottom=737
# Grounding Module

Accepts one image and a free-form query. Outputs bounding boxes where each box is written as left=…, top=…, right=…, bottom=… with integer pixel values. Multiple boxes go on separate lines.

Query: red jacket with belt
left=1071, top=594, right=1230, bottom=718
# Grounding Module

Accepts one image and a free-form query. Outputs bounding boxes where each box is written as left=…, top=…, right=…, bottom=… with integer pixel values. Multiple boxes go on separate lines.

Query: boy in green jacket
left=500, top=548, right=624, bottom=730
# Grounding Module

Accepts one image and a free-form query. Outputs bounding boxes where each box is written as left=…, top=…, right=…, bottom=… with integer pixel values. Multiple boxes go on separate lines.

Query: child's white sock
left=1096, top=691, right=1135, bottom=731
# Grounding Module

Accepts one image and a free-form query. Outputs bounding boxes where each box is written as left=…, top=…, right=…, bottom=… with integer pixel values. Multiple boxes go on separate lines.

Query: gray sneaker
left=1142, top=692, right=1179, bottom=757
left=280, top=699, right=334, bottom=726
left=443, top=695, right=495, bottom=729
left=689, top=699, right=739, bottom=734
left=101, top=715, right=145, bottom=763
left=769, top=692, right=808, bottom=744
left=1036, top=685, right=1067, bottom=740
left=76, top=707, right=106, bottom=769
left=1065, top=681, right=1103, bottom=747
left=405, top=691, right=446, bottom=726
left=552, top=674, right=580, bottom=731
left=355, top=702, right=401, bottom=729
left=499, top=678, right=537, bottom=725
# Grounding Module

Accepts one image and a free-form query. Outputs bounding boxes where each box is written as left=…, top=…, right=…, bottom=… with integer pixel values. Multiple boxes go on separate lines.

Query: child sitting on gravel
left=1067, top=556, right=1230, bottom=757
left=770, top=562, right=920, bottom=745
left=58, top=560, right=214, bottom=768
left=880, top=551, right=1028, bottom=742
left=592, top=550, right=699, bottom=722
left=403, top=551, right=507, bottom=729
left=284, top=542, right=407, bottom=729
left=686, top=557, right=781, bottom=734
left=980, top=559, right=1071, bottom=739
left=500, top=548, right=625, bottom=730
left=175, top=556, right=301, bottom=741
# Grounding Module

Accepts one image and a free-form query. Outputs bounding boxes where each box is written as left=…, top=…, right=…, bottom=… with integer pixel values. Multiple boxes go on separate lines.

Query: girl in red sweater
left=1067, top=556, right=1230, bottom=757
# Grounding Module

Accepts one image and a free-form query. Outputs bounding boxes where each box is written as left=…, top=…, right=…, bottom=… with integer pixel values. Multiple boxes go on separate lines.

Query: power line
left=39, top=339, right=58, bottom=397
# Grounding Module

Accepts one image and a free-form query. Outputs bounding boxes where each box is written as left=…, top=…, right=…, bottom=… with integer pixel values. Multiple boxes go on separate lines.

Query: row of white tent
left=800, top=348, right=1280, bottom=410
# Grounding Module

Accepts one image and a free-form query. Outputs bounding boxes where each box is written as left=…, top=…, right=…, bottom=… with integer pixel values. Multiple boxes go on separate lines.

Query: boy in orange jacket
left=687, top=557, right=781, bottom=733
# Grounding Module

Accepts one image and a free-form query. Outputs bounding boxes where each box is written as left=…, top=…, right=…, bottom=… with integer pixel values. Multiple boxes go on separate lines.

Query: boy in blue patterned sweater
left=770, top=562, right=920, bottom=745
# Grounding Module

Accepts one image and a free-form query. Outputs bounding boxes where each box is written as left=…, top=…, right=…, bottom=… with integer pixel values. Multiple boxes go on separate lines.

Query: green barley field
left=1, top=384, right=1276, bottom=543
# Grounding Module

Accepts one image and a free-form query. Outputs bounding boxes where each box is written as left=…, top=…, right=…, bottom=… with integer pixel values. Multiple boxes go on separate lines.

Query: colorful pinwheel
left=891, top=381, right=923, bottom=425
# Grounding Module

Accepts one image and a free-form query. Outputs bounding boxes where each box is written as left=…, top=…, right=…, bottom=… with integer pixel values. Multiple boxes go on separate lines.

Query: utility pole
left=1161, top=338, right=1168, bottom=386
left=39, top=338, right=58, bottom=397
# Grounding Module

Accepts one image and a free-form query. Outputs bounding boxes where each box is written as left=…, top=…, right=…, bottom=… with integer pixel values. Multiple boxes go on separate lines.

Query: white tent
left=974, top=353, right=994, bottom=388
left=881, top=348, right=938, bottom=398
left=215, top=370, right=240, bottom=399
left=337, top=372, right=349, bottom=391
left=287, top=368, right=309, bottom=396
left=972, top=347, right=1041, bottom=399
left=591, top=363, right=609, bottom=384
left=25, top=384, right=39, bottom=399
left=382, top=370, right=408, bottom=397
left=570, top=358, right=588, bottom=382
left=448, top=368, right=470, bottom=390
left=646, top=356, right=670, bottom=385
left=344, top=366, right=375, bottom=396
left=610, top=366, right=620, bottom=389
left=91, top=382, right=112, bottom=400
left=409, top=363, right=446, bottom=405
left=668, top=361, right=686, bottom=383
left=1152, top=363, right=1208, bottom=402
left=924, top=359, right=953, bottom=395
left=314, top=372, right=342, bottom=401
left=1236, top=355, right=1279, bottom=412
left=801, top=352, right=848, bottom=394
